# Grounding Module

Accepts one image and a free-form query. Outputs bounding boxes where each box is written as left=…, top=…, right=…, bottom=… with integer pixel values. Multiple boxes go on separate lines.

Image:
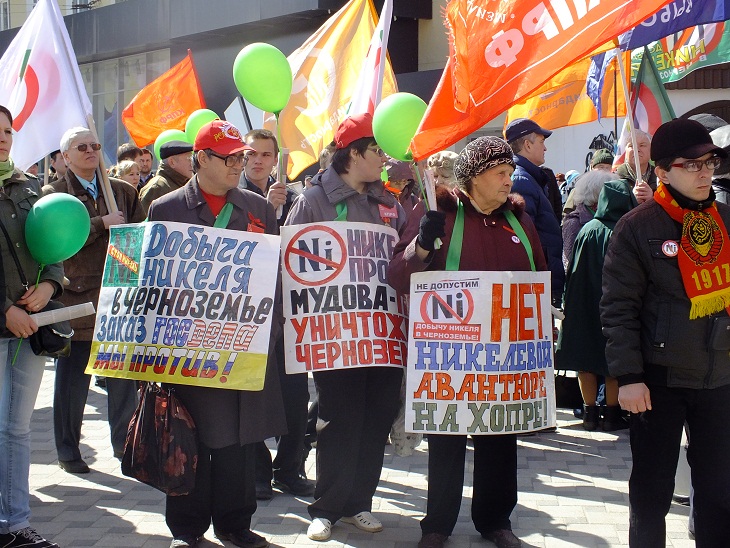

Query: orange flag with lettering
left=122, top=50, right=205, bottom=146
left=411, top=0, right=673, bottom=160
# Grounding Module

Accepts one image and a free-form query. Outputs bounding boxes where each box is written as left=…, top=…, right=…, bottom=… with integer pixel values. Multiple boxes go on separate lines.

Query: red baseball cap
left=194, top=120, right=252, bottom=155
left=334, top=113, right=374, bottom=149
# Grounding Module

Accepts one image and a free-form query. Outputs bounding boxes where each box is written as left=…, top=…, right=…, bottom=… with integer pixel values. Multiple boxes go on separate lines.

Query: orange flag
left=411, top=0, right=673, bottom=160
left=505, top=55, right=627, bottom=131
left=122, top=50, right=205, bottom=146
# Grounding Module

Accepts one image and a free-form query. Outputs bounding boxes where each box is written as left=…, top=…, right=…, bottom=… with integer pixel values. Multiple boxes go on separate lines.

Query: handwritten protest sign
left=85, top=221, right=281, bottom=390
left=406, top=271, right=556, bottom=435
left=281, top=222, right=407, bottom=373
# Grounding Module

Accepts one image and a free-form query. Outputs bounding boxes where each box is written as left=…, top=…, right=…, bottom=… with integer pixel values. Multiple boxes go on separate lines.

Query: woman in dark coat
left=556, top=181, right=636, bottom=431
left=388, top=137, right=548, bottom=548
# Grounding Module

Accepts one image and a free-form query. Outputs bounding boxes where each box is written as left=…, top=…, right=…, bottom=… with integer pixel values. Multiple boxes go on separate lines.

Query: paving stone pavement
left=28, top=361, right=695, bottom=548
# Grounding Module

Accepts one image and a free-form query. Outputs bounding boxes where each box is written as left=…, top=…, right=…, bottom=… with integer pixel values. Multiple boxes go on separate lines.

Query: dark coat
left=615, top=162, right=658, bottom=191
left=556, top=181, right=635, bottom=375
left=0, top=169, right=64, bottom=327
left=387, top=186, right=548, bottom=295
left=138, top=162, right=190, bottom=215
left=238, top=174, right=296, bottom=231
left=600, top=186, right=730, bottom=389
left=44, top=171, right=145, bottom=340
left=511, top=155, right=564, bottom=302
left=147, top=174, right=287, bottom=448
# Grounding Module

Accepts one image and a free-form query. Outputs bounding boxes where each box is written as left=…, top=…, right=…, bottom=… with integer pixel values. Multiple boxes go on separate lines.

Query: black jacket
left=600, top=188, right=730, bottom=389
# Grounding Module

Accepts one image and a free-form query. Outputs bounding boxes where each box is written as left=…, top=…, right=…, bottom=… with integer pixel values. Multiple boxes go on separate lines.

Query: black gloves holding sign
left=417, top=210, right=446, bottom=252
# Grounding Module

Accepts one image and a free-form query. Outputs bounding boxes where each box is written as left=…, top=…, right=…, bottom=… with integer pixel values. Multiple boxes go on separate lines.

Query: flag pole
left=616, top=49, right=643, bottom=183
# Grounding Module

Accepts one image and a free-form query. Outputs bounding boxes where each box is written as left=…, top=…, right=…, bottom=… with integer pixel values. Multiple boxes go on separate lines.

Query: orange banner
left=122, top=51, right=205, bottom=147
left=505, top=55, right=627, bottom=131
left=411, top=0, right=673, bottom=160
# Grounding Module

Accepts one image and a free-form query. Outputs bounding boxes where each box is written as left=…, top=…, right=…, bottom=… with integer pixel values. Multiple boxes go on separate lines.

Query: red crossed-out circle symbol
left=284, top=225, right=347, bottom=286
left=420, top=287, right=474, bottom=324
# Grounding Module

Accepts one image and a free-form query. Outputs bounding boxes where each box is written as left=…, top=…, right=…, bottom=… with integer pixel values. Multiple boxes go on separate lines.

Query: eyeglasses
left=73, top=143, right=101, bottom=152
left=208, top=151, right=247, bottom=167
left=368, top=146, right=385, bottom=157
left=670, top=157, right=722, bottom=172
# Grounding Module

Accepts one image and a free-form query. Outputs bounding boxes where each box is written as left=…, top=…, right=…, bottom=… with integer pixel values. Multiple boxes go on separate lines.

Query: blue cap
left=504, top=118, right=552, bottom=143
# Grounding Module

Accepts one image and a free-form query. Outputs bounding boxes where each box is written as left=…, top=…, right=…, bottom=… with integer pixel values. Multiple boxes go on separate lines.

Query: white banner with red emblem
left=281, top=221, right=407, bottom=373
left=405, top=270, right=556, bottom=435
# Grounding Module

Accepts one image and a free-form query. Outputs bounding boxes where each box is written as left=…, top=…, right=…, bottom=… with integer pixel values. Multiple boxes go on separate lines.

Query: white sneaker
left=341, top=511, right=383, bottom=532
left=307, top=518, right=332, bottom=541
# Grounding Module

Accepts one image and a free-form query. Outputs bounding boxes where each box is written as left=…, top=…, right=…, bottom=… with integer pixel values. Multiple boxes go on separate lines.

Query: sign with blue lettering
left=86, top=221, right=281, bottom=390
left=407, top=270, right=556, bottom=435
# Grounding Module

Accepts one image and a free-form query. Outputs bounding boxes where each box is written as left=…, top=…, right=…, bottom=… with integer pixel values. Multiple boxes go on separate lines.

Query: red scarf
left=654, top=183, right=730, bottom=318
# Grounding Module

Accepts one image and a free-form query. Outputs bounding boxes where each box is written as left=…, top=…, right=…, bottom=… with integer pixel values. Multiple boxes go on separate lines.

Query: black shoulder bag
left=0, top=219, right=73, bottom=357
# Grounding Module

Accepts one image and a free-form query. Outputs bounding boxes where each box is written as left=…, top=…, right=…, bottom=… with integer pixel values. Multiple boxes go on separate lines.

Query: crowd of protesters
left=1, top=105, right=730, bottom=548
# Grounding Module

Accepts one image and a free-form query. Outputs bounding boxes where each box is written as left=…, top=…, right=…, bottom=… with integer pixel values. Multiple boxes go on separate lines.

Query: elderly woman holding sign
left=284, top=112, right=407, bottom=541
left=388, top=137, right=548, bottom=548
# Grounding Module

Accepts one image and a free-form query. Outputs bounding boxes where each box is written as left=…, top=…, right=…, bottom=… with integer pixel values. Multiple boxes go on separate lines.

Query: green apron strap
left=504, top=209, right=536, bottom=272
left=214, top=202, right=233, bottom=228
left=334, top=201, right=347, bottom=221
left=445, top=200, right=464, bottom=271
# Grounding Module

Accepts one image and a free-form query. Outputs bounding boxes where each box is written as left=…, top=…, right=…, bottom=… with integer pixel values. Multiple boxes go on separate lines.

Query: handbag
left=0, top=219, right=72, bottom=357
left=121, top=382, right=198, bottom=496
left=554, top=370, right=584, bottom=409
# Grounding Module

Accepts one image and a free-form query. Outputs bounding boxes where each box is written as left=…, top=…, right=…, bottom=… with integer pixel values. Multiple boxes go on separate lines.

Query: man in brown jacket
left=148, top=120, right=286, bottom=548
left=44, top=127, right=145, bottom=475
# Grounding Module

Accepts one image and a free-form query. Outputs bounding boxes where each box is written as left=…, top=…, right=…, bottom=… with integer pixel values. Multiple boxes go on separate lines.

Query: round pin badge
left=662, top=240, right=679, bottom=257
left=511, top=235, right=520, bottom=244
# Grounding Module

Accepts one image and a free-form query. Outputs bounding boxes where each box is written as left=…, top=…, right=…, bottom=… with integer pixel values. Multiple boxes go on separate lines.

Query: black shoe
left=59, top=458, right=90, bottom=474
left=255, top=480, right=273, bottom=500
left=214, top=529, right=268, bottom=548
left=418, top=532, right=448, bottom=548
left=602, top=405, right=629, bottom=431
left=482, top=528, right=522, bottom=548
left=273, top=474, right=315, bottom=497
left=113, top=450, right=124, bottom=460
left=672, top=493, right=691, bottom=506
left=0, top=527, right=59, bottom=547
left=583, top=405, right=599, bottom=431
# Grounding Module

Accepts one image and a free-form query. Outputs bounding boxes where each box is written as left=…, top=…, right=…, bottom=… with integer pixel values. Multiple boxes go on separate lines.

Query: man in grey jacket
left=601, top=118, right=730, bottom=547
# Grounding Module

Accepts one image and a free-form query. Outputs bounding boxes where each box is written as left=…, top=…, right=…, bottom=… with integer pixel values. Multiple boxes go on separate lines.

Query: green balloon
left=372, top=93, right=428, bottom=161
left=154, top=129, right=189, bottom=161
left=25, top=193, right=90, bottom=265
left=185, top=109, right=219, bottom=144
left=233, top=43, right=292, bottom=114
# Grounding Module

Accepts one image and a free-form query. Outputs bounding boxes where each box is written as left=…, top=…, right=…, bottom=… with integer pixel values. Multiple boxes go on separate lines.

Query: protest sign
left=86, top=221, right=281, bottom=390
left=281, top=221, right=407, bottom=373
left=406, top=271, right=556, bottom=435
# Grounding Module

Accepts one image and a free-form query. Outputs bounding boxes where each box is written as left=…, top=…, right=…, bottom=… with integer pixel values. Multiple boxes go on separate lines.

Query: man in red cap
left=148, top=119, right=287, bottom=548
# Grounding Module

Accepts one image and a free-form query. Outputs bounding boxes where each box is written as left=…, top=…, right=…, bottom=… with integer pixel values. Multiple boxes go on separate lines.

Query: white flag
left=0, top=0, right=92, bottom=170
left=347, top=0, right=395, bottom=115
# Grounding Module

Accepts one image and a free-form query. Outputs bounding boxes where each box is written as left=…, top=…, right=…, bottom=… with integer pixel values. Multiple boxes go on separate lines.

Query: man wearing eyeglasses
left=45, top=127, right=145, bottom=476
left=147, top=120, right=285, bottom=548
left=601, top=118, right=730, bottom=547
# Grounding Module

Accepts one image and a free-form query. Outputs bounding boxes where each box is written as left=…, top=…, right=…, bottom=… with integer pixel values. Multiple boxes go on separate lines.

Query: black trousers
left=628, top=383, right=730, bottom=548
left=254, top=339, right=310, bottom=483
left=166, top=442, right=256, bottom=538
left=421, top=433, right=517, bottom=537
left=53, top=341, right=138, bottom=461
left=308, top=367, right=402, bottom=522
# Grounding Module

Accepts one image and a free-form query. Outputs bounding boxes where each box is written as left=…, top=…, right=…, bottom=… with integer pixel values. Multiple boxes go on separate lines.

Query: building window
left=80, top=49, right=170, bottom=165
left=0, top=1, right=9, bottom=31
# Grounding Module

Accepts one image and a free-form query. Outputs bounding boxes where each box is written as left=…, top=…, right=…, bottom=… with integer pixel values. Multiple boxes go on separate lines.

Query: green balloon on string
left=25, top=194, right=90, bottom=265
left=185, top=109, right=219, bottom=143
left=154, top=129, right=189, bottom=161
left=233, top=43, right=292, bottom=114
left=373, top=93, right=428, bottom=161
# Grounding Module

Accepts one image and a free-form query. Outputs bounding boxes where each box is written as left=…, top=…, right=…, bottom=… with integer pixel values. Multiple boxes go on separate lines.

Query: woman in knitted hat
left=388, top=136, right=549, bottom=548
left=285, top=113, right=407, bottom=542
